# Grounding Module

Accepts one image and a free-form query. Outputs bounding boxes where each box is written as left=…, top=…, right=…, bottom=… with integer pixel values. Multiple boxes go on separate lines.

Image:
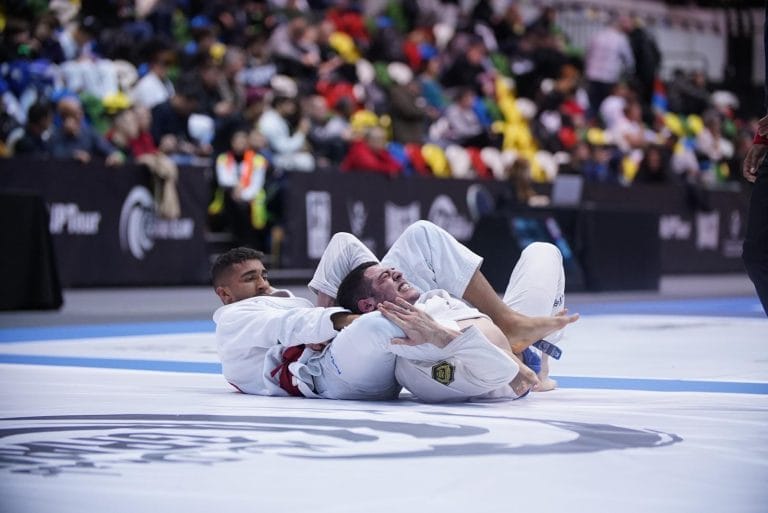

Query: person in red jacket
left=341, top=126, right=402, bottom=178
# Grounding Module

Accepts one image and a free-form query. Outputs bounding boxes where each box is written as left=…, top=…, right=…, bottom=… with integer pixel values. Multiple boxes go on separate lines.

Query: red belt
left=270, top=345, right=305, bottom=397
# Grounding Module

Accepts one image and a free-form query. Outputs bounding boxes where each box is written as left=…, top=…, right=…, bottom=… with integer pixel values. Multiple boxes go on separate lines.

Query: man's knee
left=522, top=242, right=562, bottom=264
left=404, top=220, right=438, bottom=237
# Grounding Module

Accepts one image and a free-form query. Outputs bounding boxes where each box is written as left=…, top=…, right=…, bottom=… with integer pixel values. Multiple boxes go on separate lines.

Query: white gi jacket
left=213, top=291, right=347, bottom=396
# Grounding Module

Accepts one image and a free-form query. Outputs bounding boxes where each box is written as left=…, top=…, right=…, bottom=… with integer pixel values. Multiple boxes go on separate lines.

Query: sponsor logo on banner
left=695, top=211, right=720, bottom=250
left=385, top=201, right=420, bottom=248
left=306, top=191, right=331, bottom=259
left=347, top=200, right=367, bottom=237
left=347, top=200, right=376, bottom=253
left=659, top=215, right=692, bottom=240
left=428, top=195, right=474, bottom=241
left=119, top=186, right=195, bottom=260
left=722, top=210, right=743, bottom=258
left=49, top=203, right=101, bottom=235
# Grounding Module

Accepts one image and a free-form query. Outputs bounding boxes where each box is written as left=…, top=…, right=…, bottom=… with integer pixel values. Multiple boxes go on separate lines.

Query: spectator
left=131, top=41, right=176, bottom=109
left=50, top=96, right=123, bottom=165
left=611, top=101, right=648, bottom=155
left=667, top=70, right=710, bottom=115
left=696, top=112, right=734, bottom=168
left=585, top=16, right=635, bottom=116
left=268, top=17, right=320, bottom=83
left=389, top=77, right=431, bottom=144
left=217, top=47, right=247, bottom=116
left=215, top=127, right=270, bottom=247
left=419, top=57, right=448, bottom=112
left=241, top=34, right=278, bottom=90
left=257, top=95, right=314, bottom=172
left=442, top=38, right=490, bottom=94
left=30, top=13, right=66, bottom=64
left=58, top=15, right=100, bottom=61
left=443, top=88, right=496, bottom=148
left=628, top=17, right=661, bottom=115
left=581, top=142, right=621, bottom=184
left=150, top=76, right=209, bottom=159
left=11, top=101, right=54, bottom=157
left=341, top=126, right=401, bottom=177
left=108, top=106, right=180, bottom=218
left=599, top=82, right=632, bottom=130
left=634, top=144, right=670, bottom=184
left=305, top=95, right=350, bottom=168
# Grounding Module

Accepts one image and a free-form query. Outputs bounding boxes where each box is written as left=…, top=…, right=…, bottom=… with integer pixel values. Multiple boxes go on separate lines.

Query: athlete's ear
left=357, top=297, right=376, bottom=313
left=215, top=286, right=233, bottom=305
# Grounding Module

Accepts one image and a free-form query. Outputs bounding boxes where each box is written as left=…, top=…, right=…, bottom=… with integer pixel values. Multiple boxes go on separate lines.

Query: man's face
left=216, top=259, right=273, bottom=304
left=363, top=265, right=420, bottom=307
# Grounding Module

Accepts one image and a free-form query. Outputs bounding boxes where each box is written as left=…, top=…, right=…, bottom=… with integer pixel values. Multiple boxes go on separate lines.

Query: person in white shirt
left=257, top=96, right=315, bottom=172
left=585, top=16, right=635, bottom=116
left=130, top=46, right=175, bottom=109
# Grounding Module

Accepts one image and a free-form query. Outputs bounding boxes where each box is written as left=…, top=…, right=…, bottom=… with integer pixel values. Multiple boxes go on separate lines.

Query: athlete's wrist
left=331, top=311, right=359, bottom=331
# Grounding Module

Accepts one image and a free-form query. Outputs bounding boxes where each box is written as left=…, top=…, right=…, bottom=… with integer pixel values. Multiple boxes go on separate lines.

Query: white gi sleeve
left=214, top=297, right=347, bottom=349
left=393, top=326, right=519, bottom=403
left=308, top=232, right=379, bottom=299
left=382, top=221, right=483, bottom=298
left=213, top=297, right=348, bottom=395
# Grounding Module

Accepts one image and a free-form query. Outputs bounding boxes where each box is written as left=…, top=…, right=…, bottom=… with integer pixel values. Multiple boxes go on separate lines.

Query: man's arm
left=744, top=115, right=768, bottom=183
left=215, top=298, right=350, bottom=350
left=377, top=299, right=523, bottom=401
left=383, top=221, right=577, bottom=350
left=309, top=232, right=378, bottom=304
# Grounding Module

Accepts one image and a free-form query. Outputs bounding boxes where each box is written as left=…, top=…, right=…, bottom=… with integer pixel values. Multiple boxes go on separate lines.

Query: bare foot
left=502, top=312, right=578, bottom=353
left=510, top=360, right=540, bottom=397
left=536, top=376, right=558, bottom=391
left=537, top=353, right=558, bottom=391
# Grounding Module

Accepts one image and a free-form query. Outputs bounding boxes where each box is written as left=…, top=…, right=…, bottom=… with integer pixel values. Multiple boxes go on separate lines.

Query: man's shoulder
left=213, top=293, right=309, bottom=321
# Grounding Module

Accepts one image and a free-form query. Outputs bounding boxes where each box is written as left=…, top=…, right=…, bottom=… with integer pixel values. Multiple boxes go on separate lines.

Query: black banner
left=281, top=173, right=749, bottom=277
left=0, top=158, right=210, bottom=287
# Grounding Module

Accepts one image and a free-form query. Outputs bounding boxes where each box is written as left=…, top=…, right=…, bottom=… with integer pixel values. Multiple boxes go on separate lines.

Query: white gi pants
left=391, top=239, right=566, bottom=403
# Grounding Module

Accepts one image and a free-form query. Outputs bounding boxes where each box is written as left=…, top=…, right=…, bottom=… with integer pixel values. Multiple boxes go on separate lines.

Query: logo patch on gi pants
left=431, top=361, right=455, bottom=386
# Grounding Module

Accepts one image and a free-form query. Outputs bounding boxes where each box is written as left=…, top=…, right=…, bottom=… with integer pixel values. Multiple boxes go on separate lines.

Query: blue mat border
left=1, top=354, right=766, bottom=395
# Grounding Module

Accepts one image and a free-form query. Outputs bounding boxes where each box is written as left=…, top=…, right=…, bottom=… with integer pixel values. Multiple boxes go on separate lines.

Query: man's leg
left=499, top=242, right=566, bottom=391
left=384, top=221, right=577, bottom=348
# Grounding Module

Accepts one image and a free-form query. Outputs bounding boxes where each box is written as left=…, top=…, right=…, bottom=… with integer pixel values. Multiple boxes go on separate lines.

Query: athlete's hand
left=331, top=312, right=359, bottom=331
left=743, top=143, right=768, bottom=183
left=307, top=343, right=328, bottom=351
left=379, top=298, right=460, bottom=348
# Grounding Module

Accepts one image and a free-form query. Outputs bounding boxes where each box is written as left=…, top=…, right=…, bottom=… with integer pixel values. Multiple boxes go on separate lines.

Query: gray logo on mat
left=0, top=413, right=682, bottom=476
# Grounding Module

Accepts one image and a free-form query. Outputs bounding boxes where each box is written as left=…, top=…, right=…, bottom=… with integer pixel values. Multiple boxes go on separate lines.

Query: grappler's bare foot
left=510, top=360, right=540, bottom=397
left=501, top=312, right=579, bottom=354
left=536, top=375, right=558, bottom=392
left=535, top=343, right=558, bottom=392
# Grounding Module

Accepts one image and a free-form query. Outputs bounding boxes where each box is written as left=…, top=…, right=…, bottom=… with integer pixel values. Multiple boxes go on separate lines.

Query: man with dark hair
left=335, top=261, right=377, bottom=312
left=12, top=101, right=53, bottom=156
left=150, top=74, right=209, bottom=157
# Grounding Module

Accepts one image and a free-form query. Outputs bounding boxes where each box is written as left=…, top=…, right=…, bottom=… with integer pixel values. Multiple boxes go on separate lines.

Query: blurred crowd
left=0, top=0, right=761, bottom=248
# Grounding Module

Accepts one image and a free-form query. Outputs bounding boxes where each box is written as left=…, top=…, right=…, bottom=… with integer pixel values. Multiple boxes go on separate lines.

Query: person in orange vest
left=215, top=128, right=270, bottom=248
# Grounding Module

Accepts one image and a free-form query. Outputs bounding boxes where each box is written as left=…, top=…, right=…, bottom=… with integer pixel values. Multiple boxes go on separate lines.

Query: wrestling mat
left=1, top=298, right=766, bottom=513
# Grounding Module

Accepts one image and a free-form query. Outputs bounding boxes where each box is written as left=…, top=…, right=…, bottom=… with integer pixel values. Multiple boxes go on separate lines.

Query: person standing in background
left=741, top=3, right=768, bottom=315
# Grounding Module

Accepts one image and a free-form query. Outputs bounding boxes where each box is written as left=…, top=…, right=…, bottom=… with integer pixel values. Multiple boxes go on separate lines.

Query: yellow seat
left=421, top=144, right=450, bottom=178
